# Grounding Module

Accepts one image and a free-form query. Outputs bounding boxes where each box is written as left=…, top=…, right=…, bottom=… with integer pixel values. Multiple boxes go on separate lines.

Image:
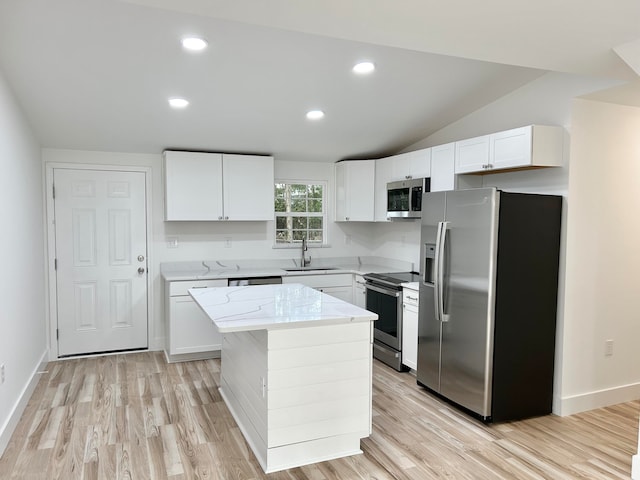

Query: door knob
left=138, top=267, right=146, bottom=274
left=137, top=255, right=145, bottom=262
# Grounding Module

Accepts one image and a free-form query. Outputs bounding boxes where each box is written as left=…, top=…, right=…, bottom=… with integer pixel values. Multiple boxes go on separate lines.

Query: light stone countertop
left=161, top=256, right=414, bottom=282
left=189, top=283, right=377, bottom=333
left=401, top=281, right=420, bottom=291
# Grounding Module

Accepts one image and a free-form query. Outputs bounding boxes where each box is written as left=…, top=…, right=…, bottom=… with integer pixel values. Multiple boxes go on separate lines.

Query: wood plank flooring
left=0, top=351, right=638, bottom=479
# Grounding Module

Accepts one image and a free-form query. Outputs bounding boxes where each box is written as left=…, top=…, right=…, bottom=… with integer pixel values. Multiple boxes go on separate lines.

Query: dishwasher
left=227, top=276, right=282, bottom=286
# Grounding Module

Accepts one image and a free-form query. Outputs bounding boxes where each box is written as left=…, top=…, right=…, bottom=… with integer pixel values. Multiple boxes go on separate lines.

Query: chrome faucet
left=301, top=237, right=311, bottom=267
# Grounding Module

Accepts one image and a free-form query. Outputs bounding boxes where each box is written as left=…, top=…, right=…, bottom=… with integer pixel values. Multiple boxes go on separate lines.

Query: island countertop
left=189, top=283, right=377, bottom=333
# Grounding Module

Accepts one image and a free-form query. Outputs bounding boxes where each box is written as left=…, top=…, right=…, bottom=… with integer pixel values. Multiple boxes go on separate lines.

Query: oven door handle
left=365, top=284, right=401, bottom=297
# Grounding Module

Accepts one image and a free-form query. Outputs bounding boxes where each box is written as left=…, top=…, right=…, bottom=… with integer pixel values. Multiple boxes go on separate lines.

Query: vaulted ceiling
left=1, top=0, right=638, bottom=161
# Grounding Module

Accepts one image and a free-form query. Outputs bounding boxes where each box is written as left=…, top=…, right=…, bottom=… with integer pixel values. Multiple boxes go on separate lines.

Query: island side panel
left=219, top=329, right=269, bottom=468
left=265, top=321, right=373, bottom=472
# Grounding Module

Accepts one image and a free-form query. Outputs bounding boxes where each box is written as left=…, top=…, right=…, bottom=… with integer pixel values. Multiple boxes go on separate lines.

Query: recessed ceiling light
left=353, top=61, right=375, bottom=74
left=306, top=110, right=325, bottom=120
left=181, top=37, right=208, bottom=51
left=169, top=98, right=189, bottom=108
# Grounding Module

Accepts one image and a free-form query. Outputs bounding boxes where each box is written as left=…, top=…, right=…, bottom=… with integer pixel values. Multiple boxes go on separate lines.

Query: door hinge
left=56, top=329, right=59, bottom=340
left=52, top=184, right=55, bottom=199
left=54, top=258, right=57, bottom=270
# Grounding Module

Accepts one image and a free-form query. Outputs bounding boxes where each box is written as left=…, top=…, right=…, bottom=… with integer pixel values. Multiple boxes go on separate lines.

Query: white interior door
left=54, top=168, right=148, bottom=356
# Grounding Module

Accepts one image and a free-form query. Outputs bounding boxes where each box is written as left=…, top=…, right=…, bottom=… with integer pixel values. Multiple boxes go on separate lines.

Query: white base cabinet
left=165, top=279, right=226, bottom=362
left=402, top=287, right=419, bottom=370
left=220, top=322, right=373, bottom=473
left=353, top=275, right=366, bottom=309
left=283, top=274, right=354, bottom=304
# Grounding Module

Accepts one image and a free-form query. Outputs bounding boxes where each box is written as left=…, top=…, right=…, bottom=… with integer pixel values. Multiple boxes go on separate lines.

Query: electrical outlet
left=1, top=364, right=5, bottom=385
left=224, top=237, right=232, bottom=248
left=167, top=236, right=179, bottom=248
left=345, top=234, right=352, bottom=245
left=605, top=339, right=614, bottom=356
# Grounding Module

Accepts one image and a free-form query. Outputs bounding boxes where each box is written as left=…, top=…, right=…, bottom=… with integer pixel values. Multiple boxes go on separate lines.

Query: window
left=274, top=182, right=326, bottom=246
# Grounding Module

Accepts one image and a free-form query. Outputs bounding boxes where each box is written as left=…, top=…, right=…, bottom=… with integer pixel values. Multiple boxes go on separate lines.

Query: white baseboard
left=632, top=454, right=639, bottom=480
left=0, top=349, right=49, bottom=457
left=555, top=381, right=640, bottom=416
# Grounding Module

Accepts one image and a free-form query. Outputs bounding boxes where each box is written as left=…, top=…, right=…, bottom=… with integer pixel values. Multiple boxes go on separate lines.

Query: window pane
left=308, top=230, right=323, bottom=242
left=308, top=217, right=322, bottom=229
left=290, top=199, right=307, bottom=212
left=275, top=230, right=291, bottom=243
left=308, top=184, right=323, bottom=198
left=292, top=217, right=307, bottom=229
left=291, top=184, right=307, bottom=197
left=308, top=199, right=322, bottom=212
left=292, top=230, right=306, bottom=241
left=276, top=216, right=288, bottom=229
left=274, top=184, right=286, bottom=198
left=274, top=197, right=286, bottom=212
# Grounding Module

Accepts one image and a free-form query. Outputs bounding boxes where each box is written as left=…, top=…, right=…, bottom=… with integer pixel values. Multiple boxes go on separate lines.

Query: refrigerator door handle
left=439, top=222, right=450, bottom=323
left=434, top=221, right=449, bottom=323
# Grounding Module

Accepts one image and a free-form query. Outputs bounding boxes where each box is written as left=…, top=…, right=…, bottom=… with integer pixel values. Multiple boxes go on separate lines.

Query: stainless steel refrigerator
left=417, top=187, right=562, bottom=422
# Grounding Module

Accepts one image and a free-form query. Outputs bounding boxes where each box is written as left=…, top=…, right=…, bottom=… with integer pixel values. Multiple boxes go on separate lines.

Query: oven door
left=366, top=283, right=402, bottom=350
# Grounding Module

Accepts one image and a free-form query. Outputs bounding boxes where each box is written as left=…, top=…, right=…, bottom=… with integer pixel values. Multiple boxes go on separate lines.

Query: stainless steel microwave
left=386, top=178, right=430, bottom=219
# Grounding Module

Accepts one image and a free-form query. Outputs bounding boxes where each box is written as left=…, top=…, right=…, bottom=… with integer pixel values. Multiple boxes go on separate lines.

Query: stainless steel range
left=363, top=271, right=420, bottom=371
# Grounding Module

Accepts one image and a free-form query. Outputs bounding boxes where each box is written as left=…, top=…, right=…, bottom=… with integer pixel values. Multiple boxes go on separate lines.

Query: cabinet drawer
left=282, top=273, right=352, bottom=288
left=169, top=279, right=227, bottom=296
left=402, top=289, right=419, bottom=307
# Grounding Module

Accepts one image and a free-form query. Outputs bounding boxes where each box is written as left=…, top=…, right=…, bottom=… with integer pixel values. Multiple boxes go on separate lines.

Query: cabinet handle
left=406, top=295, right=417, bottom=301
left=224, top=216, right=229, bottom=220
left=345, top=217, right=350, bottom=221
left=218, top=216, right=223, bottom=220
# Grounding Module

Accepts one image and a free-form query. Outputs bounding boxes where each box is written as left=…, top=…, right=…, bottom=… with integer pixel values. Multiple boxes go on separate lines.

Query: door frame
left=45, top=163, right=154, bottom=361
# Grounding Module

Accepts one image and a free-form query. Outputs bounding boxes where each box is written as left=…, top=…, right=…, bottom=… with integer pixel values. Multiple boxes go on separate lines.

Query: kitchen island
left=189, top=283, right=377, bottom=473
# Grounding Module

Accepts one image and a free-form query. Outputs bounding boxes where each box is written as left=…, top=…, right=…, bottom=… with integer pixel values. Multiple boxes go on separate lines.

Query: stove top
left=363, top=271, right=420, bottom=288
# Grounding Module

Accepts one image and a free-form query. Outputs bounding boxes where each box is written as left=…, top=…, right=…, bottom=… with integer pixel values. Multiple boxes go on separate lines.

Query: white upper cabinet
left=164, top=151, right=274, bottom=221
left=335, top=160, right=375, bottom=222
left=429, top=142, right=456, bottom=192
left=223, top=154, right=275, bottom=221
left=390, top=148, right=431, bottom=180
left=374, top=156, right=393, bottom=222
left=454, top=134, right=491, bottom=174
left=454, top=125, right=563, bottom=174
left=164, top=151, right=223, bottom=221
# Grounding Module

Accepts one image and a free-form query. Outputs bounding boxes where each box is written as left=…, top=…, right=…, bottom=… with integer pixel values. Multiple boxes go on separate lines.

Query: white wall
left=559, top=98, right=640, bottom=414
left=0, top=72, right=47, bottom=455
left=40, top=151, right=376, bottom=352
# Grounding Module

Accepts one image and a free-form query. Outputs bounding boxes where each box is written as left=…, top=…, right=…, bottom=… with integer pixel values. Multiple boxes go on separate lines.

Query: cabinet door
left=374, top=157, right=393, bottom=222
left=490, top=126, right=532, bottom=170
left=335, top=160, right=375, bottom=222
left=454, top=135, right=490, bottom=173
left=318, top=286, right=353, bottom=303
left=392, top=149, right=431, bottom=180
left=402, top=292, right=419, bottom=370
left=169, top=296, right=223, bottom=355
left=430, top=142, right=455, bottom=192
left=353, top=275, right=366, bottom=308
left=223, top=154, right=274, bottom=220
left=164, top=151, right=223, bottom=220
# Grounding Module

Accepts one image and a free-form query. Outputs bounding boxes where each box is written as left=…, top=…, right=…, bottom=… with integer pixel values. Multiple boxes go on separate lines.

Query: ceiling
left=1, top=0, right=639, bottom=162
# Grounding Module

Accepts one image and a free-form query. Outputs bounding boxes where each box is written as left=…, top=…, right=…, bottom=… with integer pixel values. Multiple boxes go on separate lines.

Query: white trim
left=0, top=349, right=48, bottom=457
left=555, top=381, right=640, bottom=416
left=44, top=162, right=154, bottom=360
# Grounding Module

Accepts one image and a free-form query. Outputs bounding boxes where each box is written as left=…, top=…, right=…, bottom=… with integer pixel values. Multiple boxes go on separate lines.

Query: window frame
left=273, top=180, right=328, bottom=248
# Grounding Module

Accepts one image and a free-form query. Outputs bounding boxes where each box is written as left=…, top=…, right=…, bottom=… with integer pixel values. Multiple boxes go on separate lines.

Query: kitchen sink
left=283, top=267, right=339, bottom=272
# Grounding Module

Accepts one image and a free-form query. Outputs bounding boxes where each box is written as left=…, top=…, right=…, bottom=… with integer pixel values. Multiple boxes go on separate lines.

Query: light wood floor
left=0, top=351, right=638, bottom=479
